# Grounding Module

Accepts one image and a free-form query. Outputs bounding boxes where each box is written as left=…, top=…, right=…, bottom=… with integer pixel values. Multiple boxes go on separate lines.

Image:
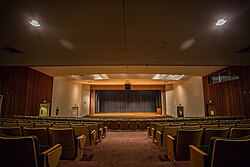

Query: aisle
left=58, top=131, right=190, bottom=167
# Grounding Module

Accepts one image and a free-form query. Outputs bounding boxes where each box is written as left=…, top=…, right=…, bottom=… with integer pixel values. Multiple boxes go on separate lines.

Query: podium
left=39, top=103, right=50, bottom=117
left=206, top=103, right=216, bottom=116
left=177, top=106, right=184, bottom=117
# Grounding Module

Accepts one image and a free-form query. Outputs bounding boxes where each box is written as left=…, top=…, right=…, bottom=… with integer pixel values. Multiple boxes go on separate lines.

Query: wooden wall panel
left=203, top=66, right=250, bottom=118
left=0, top=67, right=53, bottom=118
left=239, top=66, right=250, bottom=118
left=89, top=90, right=95, bottom=115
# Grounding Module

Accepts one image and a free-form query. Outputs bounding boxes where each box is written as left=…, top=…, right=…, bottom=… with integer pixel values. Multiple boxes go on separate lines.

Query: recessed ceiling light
left=152, top=74, right=186, bottom=80
left=179, top=38, right=195, bottom=51
left=215, top=19, right=227, bottom=26
left=29, top=20, right=40, bottom=27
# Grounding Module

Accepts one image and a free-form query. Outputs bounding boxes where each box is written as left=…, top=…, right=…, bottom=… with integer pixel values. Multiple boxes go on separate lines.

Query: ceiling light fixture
left=29, top=19, right=40, bottom=27
left=152, top=74, right=185, bottom=80
left=93, top=74, right=110, bottom=80
left=215, top=19, right=227, bottom=26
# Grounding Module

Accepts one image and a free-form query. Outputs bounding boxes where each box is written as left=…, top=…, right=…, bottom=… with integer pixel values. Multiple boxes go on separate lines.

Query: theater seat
left=167, top=128, right=203, bottom=161
left=0, top=135, right=62, bottom=167
left=203, top=128, right=230, bottom=145
left=23, top=127, right=49, bottom=145
left=0, top=127, right=22, bottom=136
left=189, top=136, right=250, bottom=167
left=230, top=127, right=250, bottom=138
left=48, top=128, right=86, bottom=161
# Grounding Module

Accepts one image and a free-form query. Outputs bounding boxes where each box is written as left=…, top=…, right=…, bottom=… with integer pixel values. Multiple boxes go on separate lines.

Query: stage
left=85, top=112, right=172, bottom=119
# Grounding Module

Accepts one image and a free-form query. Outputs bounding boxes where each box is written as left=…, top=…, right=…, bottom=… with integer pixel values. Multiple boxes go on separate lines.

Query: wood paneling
left=239, top=66, right=250, bottom=118
left=90, top=90, right=95, bottom=115
left=0, top=67, right=53, bottom=118
left=91, top=85, right=165, bottom=90
left=203, top=66, right=250, bottom=118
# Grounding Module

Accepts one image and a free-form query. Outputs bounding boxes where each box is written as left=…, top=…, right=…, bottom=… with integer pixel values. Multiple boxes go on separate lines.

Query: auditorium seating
left=167, top=128, right=203, bottom=161
left=138, top=120, right=148, bottom=130
left=156, top=125, right=182, bottom=149
left=23, top=127, right=50, bottom=145
left=203, top=128, right=230, bottom=145
left=120, top=121, right=129, bottom=130
left=109, top=121, right=119, bottom=130
left=129, top=121, right=138, bottom=130
left=0, top=135, right=62, bottom=167
left=230, top=127, right=250, bottom=138
left=48, top=128, right=86, bottom=161
left=189, top=136, right=250, bottom=167
left=17, top=122, right=34, bottom=128
left=71, top=125, right=91, bottom=146
left=35, top=123, right=52, bottom=128
left=0, top=126, right=22, bottom=136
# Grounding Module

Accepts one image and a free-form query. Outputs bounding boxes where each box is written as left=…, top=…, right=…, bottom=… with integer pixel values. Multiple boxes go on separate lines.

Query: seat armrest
left=157, top=130, right=162, bottom=135
left=90, top=130, right=97, bottom=149
left=76, top=135, right=86, bottom=149
left=156, top=130, right=163, bottom=148
left=41, top=144, right=62, bottom=167
left=167, top=135, right=176, bottom=161
left=75, top=135, right=86, bottom=161
left=189, top=145, right=208, bottom=167
left=151, top=127, right=156, bottom=142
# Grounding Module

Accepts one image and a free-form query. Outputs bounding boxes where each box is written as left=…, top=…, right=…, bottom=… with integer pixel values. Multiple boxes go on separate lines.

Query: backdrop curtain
left=95, top=90, right=161, bottom=113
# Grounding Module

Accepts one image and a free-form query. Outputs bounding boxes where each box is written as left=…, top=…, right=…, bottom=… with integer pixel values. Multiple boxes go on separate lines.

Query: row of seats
left=189, top=135, right=250, bottom=167
left=104, top=121, right=148, bottom=130
left=10, top=115, right=246, bottom=123
left=0, top=126, right=89, bottom=159
left=165, top=127, right=250, bottom=160
left=0, top=122, right=107, bottom=148
left=148, top=121, right=250, bottom=148
left=0, top=134, right=62, bottom=167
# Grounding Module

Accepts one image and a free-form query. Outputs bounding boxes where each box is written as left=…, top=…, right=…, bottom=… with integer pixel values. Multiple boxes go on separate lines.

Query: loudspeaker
left=124, top=84, right=131, bottom=90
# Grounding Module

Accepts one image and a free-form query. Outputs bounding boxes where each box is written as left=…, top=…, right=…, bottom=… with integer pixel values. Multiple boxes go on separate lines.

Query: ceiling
left=32, top=65, right=224, bottom=84
left=0, top=0, right=249, bottom=84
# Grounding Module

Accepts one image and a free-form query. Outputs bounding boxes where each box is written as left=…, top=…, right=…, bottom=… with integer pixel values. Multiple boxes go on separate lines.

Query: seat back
left=120, top=121, right=128, bottom=130
left=35, top=123, right=52, bottom=128
left=236, top=123, right=250, bottom=128
left=71, top=125, right=90, bottom=146
left=203, top=128, right=230, bottom=145
left=138, top=121, right=147, bottom=130
left=162, top=126, right=182, bottom=147
left=0, top=135, right=38, bottom=167
left=211, top=137, right=250, bottom=167
left=182, top=125, right=201, bottom=129
left=109, top=121, right=119, bottom=130
left=18, top=122, right=34, bottom=128
left=201, top=124, right=218, bottom=129
left=0, top=127, right=22, bottom=136
left=176, top=129, right=203, bottom=161
left=23, top=127, right=49, bottom=145
left=48, top=128, right=75, bottom=160
left=230, top=128, right=250, bottom=138
left=1, top=122, right=18, bottom=127
left=129, top=121, right=138, bottom=130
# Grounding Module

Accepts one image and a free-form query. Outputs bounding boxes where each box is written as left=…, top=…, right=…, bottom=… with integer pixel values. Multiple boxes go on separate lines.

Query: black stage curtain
left=95, top=90, right=161, bottom=113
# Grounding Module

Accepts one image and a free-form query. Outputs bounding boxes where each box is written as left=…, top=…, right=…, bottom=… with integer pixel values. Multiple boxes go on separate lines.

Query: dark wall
left=96, top=90, right=161, bottom=113
left=203, top=66, right=250, bottom=118
left=0, top=67, right=53, bottom=118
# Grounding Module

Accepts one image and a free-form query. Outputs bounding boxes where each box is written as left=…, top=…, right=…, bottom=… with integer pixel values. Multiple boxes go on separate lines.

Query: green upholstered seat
left=167, top=128, right=203, bottom=161
left=190, top=135, right=250, bottom=167
left=0, top=134, right=62, bottom=167
left=48, top=128, right=86, bottom=161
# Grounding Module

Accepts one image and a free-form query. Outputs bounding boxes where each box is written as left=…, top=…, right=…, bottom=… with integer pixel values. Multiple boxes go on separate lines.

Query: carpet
left=58, top=131, right=190, bottom=167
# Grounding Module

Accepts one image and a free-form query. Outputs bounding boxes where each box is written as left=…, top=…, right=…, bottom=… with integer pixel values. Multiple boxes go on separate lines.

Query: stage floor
left=86, top=112, right=171, bottom=119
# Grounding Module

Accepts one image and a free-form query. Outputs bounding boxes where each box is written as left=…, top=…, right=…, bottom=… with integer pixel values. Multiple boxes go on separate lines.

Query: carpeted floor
left=58, top=131, right=190, bottom=167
